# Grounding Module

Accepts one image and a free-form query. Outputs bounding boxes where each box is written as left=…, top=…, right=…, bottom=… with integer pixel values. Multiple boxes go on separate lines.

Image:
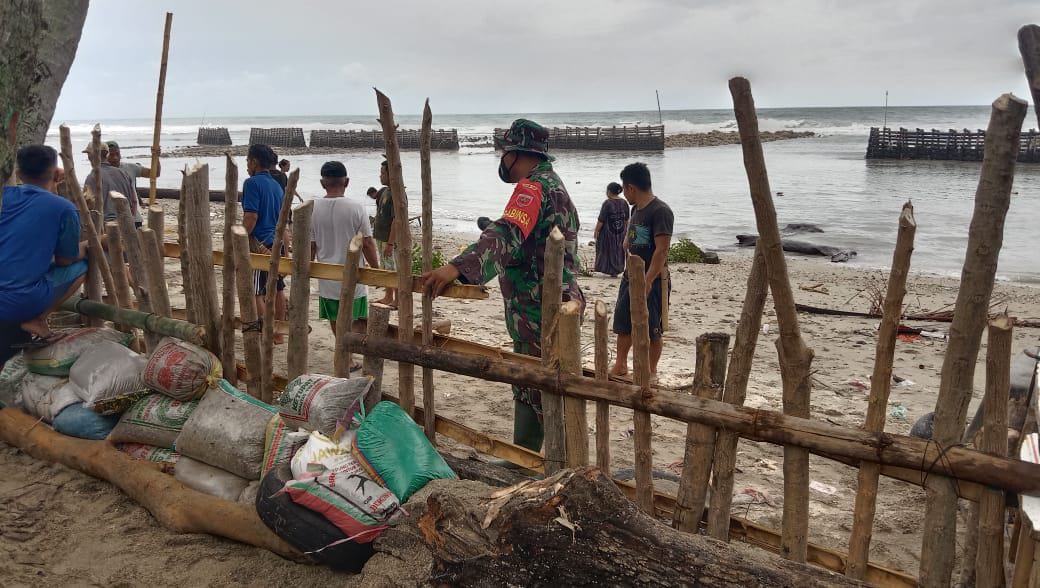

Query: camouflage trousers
left=513, top=340, right=543, bottom=419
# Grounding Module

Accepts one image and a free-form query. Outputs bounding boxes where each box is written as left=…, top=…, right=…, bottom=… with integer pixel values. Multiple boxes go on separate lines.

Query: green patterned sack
left=108, top=394, right=200, bottom=449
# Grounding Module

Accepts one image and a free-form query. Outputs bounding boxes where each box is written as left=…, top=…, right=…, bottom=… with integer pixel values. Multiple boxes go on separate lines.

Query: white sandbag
left=291, top=429, right=356, bottom=479
left=0, top=353, right=28, bottom=408
left=25, top=327, right=131, bottom=376
left=278, top=374, right=374, bottom=437
left=69, top=341, right=148, bottom=415
left=174, top=379, right=277, bottom=480
left=19, top=375, right=79, bottom=423
left=174, top=456, right=250, bottom=501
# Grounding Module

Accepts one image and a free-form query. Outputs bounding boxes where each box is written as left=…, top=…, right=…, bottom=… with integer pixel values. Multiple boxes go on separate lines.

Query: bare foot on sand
left=609, top=365, right=628, bottom=378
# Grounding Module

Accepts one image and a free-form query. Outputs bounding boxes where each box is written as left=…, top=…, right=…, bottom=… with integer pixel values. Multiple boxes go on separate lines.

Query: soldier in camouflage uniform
left=422, top=119, right=585, bottom=451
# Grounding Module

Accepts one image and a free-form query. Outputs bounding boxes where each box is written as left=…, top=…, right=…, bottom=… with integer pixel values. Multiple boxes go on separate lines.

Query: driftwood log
left=359, top=467, right=862, bottom=587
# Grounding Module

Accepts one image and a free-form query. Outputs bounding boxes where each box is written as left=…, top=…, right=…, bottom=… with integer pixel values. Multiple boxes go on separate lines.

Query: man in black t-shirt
left=610, top=162, right=674, bottom=378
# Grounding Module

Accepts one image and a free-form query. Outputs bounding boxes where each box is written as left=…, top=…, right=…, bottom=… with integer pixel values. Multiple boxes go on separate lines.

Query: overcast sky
left=54, top=0, right=1038, bottom=119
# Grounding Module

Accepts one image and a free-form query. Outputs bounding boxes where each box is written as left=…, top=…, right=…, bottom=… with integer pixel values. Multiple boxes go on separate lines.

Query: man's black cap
left=320, top=161, right=348, bottom=178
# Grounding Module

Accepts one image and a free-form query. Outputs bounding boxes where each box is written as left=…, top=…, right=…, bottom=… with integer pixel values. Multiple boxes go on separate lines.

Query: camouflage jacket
left=450, top=161, right=585, bottom=345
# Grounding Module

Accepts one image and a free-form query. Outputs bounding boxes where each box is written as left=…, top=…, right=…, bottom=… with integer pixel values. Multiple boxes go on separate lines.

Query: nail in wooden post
left=220, top=155, right=238, bottom=383
left=673, top=331, right=729, bottom=532
left=286, top=200, right=313, bottom=382
left=261, top=168, right=299, bottom=403
left=707, top=245, right=767, bottom=539
left=363, top=303, right=392, bottom=413
left=560, top=300, right=588, bottom=468
left=139, top=228, right=171, bottom=319
left=375, top=88, right=415, bottom=420
left=420, top=98, right=436, bottom=443
left=730, top=76, right=815, bottom=562
left=104, top=221, right=134, bottom=311
left=334, top=234, right=363, bottom=378
left=628, top=254, right=655, bottom=514
left=919, top=93, right=1025, bottom=587
left=541, top=227, right=567, bottom=475
left=182, top=165, right=221, bottom=358
left=846, top=202, right=917, bottom=579
left=976, top=314, right=1013, bottom=587
left=594, top=300, right=611, bottom=473
left=231, top=226, right=263, bottom=398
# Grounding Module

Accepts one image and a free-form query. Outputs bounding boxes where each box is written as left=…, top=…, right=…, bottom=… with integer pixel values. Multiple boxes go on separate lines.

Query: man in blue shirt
left=0, top=145, right=88, bottom=354
left=241, top=143, right=288, bottom=333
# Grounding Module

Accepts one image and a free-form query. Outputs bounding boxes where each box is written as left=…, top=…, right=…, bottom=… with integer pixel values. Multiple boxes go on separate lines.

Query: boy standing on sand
left=372, top=160, right=398, bottom=308
left=242, top=144, right=288, bottom=337
left=610, top=162, right=673, bottom=379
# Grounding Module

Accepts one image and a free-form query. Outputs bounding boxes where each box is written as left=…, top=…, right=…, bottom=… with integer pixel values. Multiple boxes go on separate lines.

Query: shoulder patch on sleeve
left=501, top=179, right=543, bottom=239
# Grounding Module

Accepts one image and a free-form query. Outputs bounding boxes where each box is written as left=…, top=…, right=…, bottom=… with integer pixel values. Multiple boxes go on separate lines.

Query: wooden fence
left=196, top=127, right=232, bottom=146
left=248, top=127, right=306, bottom=148
left=866, top=127, right=1040, bottom=162
left=310, top=129, right=460, bottom=150
left=494, top=125, right=665, bottom=151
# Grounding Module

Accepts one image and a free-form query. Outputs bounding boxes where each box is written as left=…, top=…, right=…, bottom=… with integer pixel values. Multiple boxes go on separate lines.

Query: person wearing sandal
left=0, top=145, right=89, bottom=359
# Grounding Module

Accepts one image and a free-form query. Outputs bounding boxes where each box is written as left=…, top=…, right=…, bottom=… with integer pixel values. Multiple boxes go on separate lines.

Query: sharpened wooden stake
left=708, top=245, right=767, bottom=539
left=139, top=228, right=171, bottom=319
left=920, top=93, right=1026, bottom=587
left=112, top=194, right=154, bottom=348
left=176, top=172, right=193, bottom=323
left=182, top=165, right=220, bottom=358
left=673, top=332, right=729, bottom=532
left=103, top=221, right=134, bottom=311
left=334, top=234, right=363, bottom=378
left=286, top=200, right=313, bottom=382
left=1019, top=25, right=1040, bottom=129
left=594, top=300, right=611, bottom=473
left=363, top=303, right=392, bottom=412
left=541, top=227, right=567, bottom=475
left=220, top=155, right=238, bottom=383
left=846, top=202, right=917, bottom=579
left=147, top=12, right=172, bottom=207
left=628, top=254, right=655, bottom=515
left=261, top=168, right=299, bottom=404
left=560, top=300, right=588, bottom=468
left=231, top=226, right=262, bottom=399
left=147, top=205, right=165, bottom=270
left=420, top=98, right=436, bottom=443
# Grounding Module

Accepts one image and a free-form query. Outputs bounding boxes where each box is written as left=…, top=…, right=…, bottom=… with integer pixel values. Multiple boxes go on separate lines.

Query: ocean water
left=47, top=106, right=1040, bottom=283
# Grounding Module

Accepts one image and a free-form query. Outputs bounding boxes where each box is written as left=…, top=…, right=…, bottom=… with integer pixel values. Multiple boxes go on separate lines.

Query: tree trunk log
left=0, top=0, right=42, bottom=186
left=286, top=200, right=313, bottom=381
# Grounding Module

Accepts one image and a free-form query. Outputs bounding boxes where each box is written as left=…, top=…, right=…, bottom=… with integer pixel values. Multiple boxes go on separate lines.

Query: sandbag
left=238, top=480, right=261, bottom=505
left=0, top=353, right=28, bottom=408
left=19, top=374, right=79, bottom=423
left=174, top=456, right=250, bottom=501
left=68, top=341, right=148, bottom=415
left=52, top=402, right=120, bottom=440
left=114, top=442, right=180, bottom=474
left=354, top=401, right=456, bottom=502
left=291, top=429, right=355, bottom=479
left=256, top=463, right=374, bottom=571
left=175, top=379, right=277, bottom=480
left=108, top=394, right=199, bottom=450
left=262, top=416, right=309, bottom=478
left=143, top=338, right=221, bottom=401
left=25, top=327, right=131, bottom=376
left=278, top=374, right=373, bottom=437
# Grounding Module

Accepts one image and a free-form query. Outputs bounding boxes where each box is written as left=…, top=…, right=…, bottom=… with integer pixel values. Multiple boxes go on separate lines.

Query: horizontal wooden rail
left=161, top=241, right=487, bottom=300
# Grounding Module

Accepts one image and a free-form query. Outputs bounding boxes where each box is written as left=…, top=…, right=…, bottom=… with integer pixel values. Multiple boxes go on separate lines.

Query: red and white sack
left=278, top=374, right=373, bottom=437
left=143, top=338, right=221, bottom=402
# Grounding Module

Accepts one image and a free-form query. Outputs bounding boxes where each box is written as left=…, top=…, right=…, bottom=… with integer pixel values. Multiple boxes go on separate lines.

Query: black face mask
left=498, top=154, right=517, bottom=183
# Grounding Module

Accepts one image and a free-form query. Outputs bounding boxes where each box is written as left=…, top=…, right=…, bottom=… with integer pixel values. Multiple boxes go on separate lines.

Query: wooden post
left=594, top=300, right=611, bottom=473
left=182, top=165, right=221, bottom=357
left=420, top=98, right=436, bottom=443
left=139, top=228, right=171, bottom=318
left=559, top=300, right=588, bottom=468
left=920, top=94, right=1026, bottom=587
left=661, top=266, right=669, bottom=332
left=104, top=221, right=134, bottom=310
left=708, top=245, right=767, bottom=539
left=846, top=202, right=917, bottom=579
left=220, top=155, right=238, bottom=383
left=628, top=254, right=655, bottom=514
left=89, top=124, right=102, bottom=216
left=261, top=168, right=298, bottom=404
left=541, top=227, right=567, bottom=475
left=730, top=76, right=815, bottom=562
left=147, top=12, right=172, bottom=207
left=363, top=303, right=392, bottom=412
left=673, top=332, right=730, bottom=532
left=375, top=88, right=415, bottom=420
left=176, top=172, right=193, bottom=323
left=111, top=194, right=152, bottom=314
left=976, top=314, right=1013, bottom=587
left=147, top=205, right=165, bottom=268
left=286, top=200, right=313, bottom=382
left=1019, top=25, right=1040, bottom=128
left=231, top=226, right=262, bottom=399
left=1012, top=519, right=1038, bottom=588
left=334, top=234, right=363, bottom=378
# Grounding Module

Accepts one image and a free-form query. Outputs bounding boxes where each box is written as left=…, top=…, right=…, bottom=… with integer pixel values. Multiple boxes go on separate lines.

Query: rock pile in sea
left=665, top=130, right=815, bottom=148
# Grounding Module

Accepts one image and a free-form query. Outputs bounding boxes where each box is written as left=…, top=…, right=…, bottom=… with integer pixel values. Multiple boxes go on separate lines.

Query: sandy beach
left=2, top=201, right=1039, bottom=583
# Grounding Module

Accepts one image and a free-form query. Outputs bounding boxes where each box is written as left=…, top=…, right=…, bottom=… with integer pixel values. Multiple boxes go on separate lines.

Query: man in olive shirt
left=372, top=159, right=397, bottom=308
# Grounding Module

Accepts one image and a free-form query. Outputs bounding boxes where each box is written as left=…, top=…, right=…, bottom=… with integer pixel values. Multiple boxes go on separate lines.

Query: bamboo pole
left=730, top=76, right=815, bottom=562
left=103, top=221, right=134, bottom=310
left=594, top=300, right=611, bottom=473
left=334, top=234, right=363, bottom=378
left=60, top=298, right=202, bottom=344
left=147, top=206, right=165, bottom=275
left=260, top=168, right=299, bottom=404
left=1019, top=25, right=1040, bottom=128
left=231, top=226, right=262, bottom=399
left=375, top=88, right=415, bottom=420
left=846, top=202, right=917, bottom=580
left=976, top=314, right=1013, bottom=587
left=139, top=228, right=171, bottom=319
left=220, top=155, right=238, bottom=383
left=363, top=303, right=392, bottom=412
left=147, top=12, right=172, bottom=207
left=708, top=245, right=767, bottom=539
left=920, top=93, right=1026, bottom=587
left=673, top=332, right=729, bottom=532
left=286, top=200, right=313, bottom=381
left=560, top=300, right=588, bottom=468
left=182, top=165, right=220, bottom=357
left=420, top=98, right=436, bottom=444
left=541, top=227, right=567, bottom=475
left=628, top=254, right=655, bottom=514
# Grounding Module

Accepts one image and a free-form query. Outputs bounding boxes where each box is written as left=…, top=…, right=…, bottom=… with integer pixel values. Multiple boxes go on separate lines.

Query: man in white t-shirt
left=309, top=161, right=380, bottom=369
